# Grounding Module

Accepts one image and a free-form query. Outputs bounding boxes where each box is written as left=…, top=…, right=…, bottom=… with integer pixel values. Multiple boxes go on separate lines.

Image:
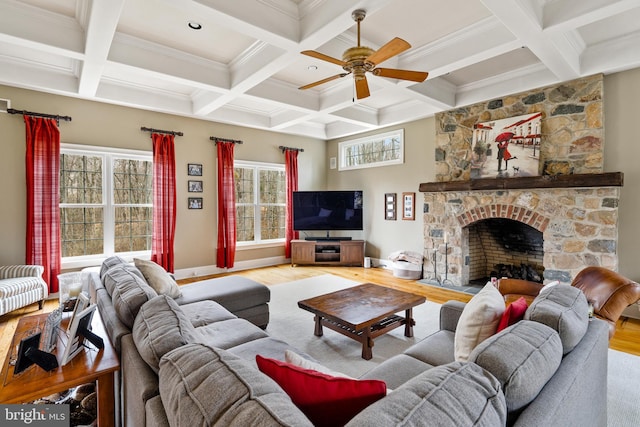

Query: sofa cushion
left=469, top=320, right=563, bottom=412
left=99, top=255, right=127, bottom=280
left=159, top=343, right=313, bottom=427
left=102, top=263, right=147, bottom=297
left=346, top=361, right=506, bottom=427
left=525, top=284, right=589, bottom=354
left=194, top=318, right=269, bottom=349
left=497, top=296, right=528, bottom=332
left=256, top=355, right=386, bottom=427
left=107, top=266, right=157, bottom=329
left=133, top=258, right=182, bottom=298
left=133, top=295, right=197, bottom=373
left=454, top=282, right=505, bottom=361
left=179, top=300, right=237, bottom=327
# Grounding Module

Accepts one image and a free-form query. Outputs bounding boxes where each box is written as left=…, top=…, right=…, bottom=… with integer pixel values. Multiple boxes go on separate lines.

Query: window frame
left=338, top=128, right=404, bottom=171
left=60, top=143, right=153, bottom=269
left=234, top=160, right=286, bottom=248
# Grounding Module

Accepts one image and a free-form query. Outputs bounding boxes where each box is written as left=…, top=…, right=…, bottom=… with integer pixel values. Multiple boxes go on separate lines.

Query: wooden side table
left=0, top=309, right=120, bottom=427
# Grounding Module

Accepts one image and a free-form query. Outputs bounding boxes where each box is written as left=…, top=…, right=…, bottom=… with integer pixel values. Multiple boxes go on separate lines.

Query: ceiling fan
left=298, top=9, right=428, bottom=100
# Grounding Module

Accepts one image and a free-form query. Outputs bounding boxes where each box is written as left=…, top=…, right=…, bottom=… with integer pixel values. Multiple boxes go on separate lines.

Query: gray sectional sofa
left=91, top=257, right=609, bottom=427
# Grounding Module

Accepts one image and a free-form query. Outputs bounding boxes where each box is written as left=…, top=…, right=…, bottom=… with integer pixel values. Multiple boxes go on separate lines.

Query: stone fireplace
left=421, top=74, right=622, bottom=286
left=421, top=184, right=620, bottom=286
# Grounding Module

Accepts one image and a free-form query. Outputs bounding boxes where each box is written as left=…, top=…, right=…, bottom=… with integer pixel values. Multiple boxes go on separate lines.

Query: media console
left=291, top=239, right=365, bottom=266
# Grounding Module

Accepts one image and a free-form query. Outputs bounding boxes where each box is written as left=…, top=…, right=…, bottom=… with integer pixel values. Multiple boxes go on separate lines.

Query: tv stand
left=306, top=236, right=352, bottom=241
left=291, top=239, right=365, bottom=266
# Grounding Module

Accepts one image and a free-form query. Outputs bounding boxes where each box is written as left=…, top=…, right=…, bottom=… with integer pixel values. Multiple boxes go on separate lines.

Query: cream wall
left=327, top=118, right=436, bottom=262
left=603, top=68, right=640, bottom=280
left=0, top=85, right=325, bottom=273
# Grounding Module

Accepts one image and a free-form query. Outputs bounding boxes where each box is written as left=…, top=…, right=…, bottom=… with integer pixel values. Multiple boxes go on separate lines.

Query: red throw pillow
left=256, top=355, right=386, bottom=427
left=497, top=296, right=528, bottom=332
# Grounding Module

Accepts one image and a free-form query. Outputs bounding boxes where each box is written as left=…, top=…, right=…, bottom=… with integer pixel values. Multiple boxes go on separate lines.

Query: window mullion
left=103, top=154, right=115, bottom=255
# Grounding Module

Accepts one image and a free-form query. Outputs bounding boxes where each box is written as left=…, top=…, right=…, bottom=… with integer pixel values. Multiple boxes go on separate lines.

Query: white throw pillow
left=284, top=350, right=352, bottom=378
left=454, top=283, right=505, bottom=362
left=134, top=258, right=182, bottom=298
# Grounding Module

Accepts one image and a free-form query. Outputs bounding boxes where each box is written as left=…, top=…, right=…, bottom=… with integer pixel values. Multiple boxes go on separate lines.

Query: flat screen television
left=293, top=191, right=363, bottom=234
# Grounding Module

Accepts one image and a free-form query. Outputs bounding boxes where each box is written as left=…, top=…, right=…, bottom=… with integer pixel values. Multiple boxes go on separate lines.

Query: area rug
left=266, top=274, right=440, bottom=378
left=266, top=274, right=640, bottom=426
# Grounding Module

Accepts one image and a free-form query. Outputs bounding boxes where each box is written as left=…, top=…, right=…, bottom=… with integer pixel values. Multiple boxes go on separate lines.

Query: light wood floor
left=1, top=264, right=638, bottom=368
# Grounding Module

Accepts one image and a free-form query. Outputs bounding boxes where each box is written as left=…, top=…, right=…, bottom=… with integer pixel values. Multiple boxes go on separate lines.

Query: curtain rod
left=140, top=126, right=183, bottom=136
left=7, top=108, right=72, bottom=123
left=210, top=136, right=243, bottom=144
left=279, top=145, right=304, bottom=153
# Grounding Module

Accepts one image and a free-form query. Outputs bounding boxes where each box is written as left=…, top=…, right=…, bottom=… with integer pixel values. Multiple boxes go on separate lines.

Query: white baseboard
left=173, top=256, right=288, bottom=280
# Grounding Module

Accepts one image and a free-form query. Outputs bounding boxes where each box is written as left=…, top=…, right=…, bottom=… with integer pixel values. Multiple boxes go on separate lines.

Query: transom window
left=338, top=129, right=404, bottom=171
left=60, top=144, right=153, bottom=265
left=234, top=161, right=286, bottom=245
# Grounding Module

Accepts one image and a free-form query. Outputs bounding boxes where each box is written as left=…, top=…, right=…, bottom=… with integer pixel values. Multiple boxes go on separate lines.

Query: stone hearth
left=422, top=186, right=620, bottom=286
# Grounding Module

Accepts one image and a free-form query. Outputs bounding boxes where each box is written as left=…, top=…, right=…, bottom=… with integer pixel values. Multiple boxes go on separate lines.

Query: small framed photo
left=188, top=197, right=203, bottom=209
left=188, top=180, right=203, bottom=192
left=42, top=307, right=62, bottom=352
left=188, top=163, right=202, bottom=176
left=385, top=193, right=397, bottom=220
left=61, top=304, right=97, bottom=366
left=402, top=192, right=415, bottom=220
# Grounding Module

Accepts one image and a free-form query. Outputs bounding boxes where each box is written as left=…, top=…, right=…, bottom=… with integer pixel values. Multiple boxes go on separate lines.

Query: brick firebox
left=421, top=184, right=621, bottom=286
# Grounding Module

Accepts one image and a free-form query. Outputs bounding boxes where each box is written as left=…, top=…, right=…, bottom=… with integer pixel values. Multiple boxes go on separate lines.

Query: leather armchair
left=497, top=278, right=544, bottom=305
left=571, top=266, right=640, bottom=338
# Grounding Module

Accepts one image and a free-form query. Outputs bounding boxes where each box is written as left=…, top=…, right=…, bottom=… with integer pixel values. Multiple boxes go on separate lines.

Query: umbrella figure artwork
left=495, top=132, right=516, bottom=172
left=471, top=112, right=542, bottom=178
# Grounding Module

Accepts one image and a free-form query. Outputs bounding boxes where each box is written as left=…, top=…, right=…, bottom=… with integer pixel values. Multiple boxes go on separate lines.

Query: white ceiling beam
left=0, top=1, right=83, bottom=58
left=77, top=0, right=125, bottom=96
left=581, top=31, right=640, bottom=75
left=543, top=0, right=640, bottom=32
left=481, top=0, right=581, bottom=81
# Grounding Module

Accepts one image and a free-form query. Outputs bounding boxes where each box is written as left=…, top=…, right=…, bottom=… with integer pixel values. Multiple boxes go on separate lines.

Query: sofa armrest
left=440, top=300, right=466, bottom=332
left=0, top=265, right=44, bottom=280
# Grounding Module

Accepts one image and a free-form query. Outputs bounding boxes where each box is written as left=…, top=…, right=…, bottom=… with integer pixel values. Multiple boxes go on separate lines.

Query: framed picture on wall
left=188, top=197, right=203, bottom=209
left=188, top=180, right=203, bottom=192
left=188, top=163, right=202, bottom=176
left=385, top=193, right=396, bottom=220
left=402, top=192, right=415, bottom=220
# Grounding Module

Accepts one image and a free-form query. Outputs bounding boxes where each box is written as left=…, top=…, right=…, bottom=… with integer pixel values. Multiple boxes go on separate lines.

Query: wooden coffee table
left=0, top=310, right=119, bottom=427
left=298, top=283, right=426, bottom=360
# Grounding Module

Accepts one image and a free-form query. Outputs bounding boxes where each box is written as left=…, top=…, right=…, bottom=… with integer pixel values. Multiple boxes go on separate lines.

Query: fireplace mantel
left=419, top=172, right=623, bottom=193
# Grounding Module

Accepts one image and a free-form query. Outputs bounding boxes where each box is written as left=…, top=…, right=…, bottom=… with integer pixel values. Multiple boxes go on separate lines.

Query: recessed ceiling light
left=188, top=22, right=202, bottom=30
left=308, top=65, right=318, bottom=71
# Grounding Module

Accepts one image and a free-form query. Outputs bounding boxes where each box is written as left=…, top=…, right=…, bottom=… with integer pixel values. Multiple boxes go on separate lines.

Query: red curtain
left=216, top=141, right=236, bottom=268
left=151, top=133, right=177, bottom=272
left=24, top=116, right=61, bottom=292
left=284, top=149, right=299, bottom=258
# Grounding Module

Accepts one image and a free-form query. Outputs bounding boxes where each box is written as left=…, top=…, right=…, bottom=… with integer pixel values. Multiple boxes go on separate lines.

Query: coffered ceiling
left=1, top=0, right=639, bottom=140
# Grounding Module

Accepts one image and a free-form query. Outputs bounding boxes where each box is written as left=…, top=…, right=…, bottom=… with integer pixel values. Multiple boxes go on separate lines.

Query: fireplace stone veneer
left=422, top=187, right=620, bottom=286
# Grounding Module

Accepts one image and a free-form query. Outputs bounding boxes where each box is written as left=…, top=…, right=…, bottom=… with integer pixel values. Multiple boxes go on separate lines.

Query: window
left=60, top=144, right=153, bottom=265
left=339, top=129, right=404, bottom=171
left=234, top=161, right=286, bottom=245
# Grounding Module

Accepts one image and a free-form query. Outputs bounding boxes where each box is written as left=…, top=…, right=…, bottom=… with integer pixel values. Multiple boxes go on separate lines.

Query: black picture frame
left=188, top=180, right=203, bottom=192
left=188, top=197, right=203, bottom=209
left=14, top=332, right=42, bottom=374
left=188, top=163, right=202, bottom=176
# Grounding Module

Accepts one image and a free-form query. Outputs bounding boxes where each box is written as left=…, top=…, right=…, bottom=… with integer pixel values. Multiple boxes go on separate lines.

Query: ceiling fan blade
left=301, top=50, right=347, bottom=67
left=299, top=73, right=348, bottom=90
left=365, top=37, right=411, bottom=66
left=355, top=76, right=370, bottom=99
left=372, top=68, right=429, bottom=82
